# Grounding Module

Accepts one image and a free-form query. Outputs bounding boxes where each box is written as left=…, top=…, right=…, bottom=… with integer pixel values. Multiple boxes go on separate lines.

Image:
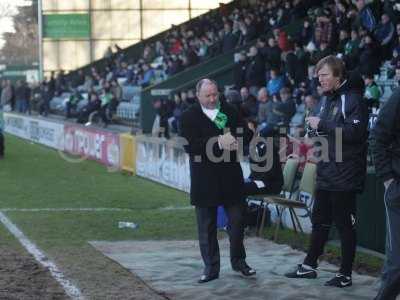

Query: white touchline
left=1, top=208, right=136, bottom=212
left=0, top=211, right=84, bottom=300
left=1, top=207, right=194, bottom=212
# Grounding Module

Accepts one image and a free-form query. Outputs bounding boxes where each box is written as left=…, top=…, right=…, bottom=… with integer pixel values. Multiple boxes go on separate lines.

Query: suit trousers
left=195, top=202, right=246, bottom=276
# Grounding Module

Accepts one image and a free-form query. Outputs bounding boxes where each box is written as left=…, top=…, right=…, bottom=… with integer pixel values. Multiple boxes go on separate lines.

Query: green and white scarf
left=213, top=102, right=227, bottom=130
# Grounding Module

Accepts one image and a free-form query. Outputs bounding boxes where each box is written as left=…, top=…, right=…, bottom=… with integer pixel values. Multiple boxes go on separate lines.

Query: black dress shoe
left=233, top=263, right=256, bottom=277
left=198, top=273, right=219, bottom=283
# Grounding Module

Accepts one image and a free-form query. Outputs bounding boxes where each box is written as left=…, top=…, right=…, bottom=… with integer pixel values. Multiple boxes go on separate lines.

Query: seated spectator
left=65, top=89, right=83, bottom=119
left=311, top=42, right=333, bottom=65
left=363, top=73, right=381, bottom=112
left=243, top=119, right=283, bottom=196
left=275, top=87, right=296, bottom=127
left=240, top=87, right=258, bottom=120
left=79, top=75, right=94, bottom=92
left=77, top=92, right=101, bottom=124
left=99, top=85, right=114, bottom=127
left=256, top=87, right=270, bottom=126
left=259, top=93, right=283, bottom=137
left=266, top=68, right=284, bottom=96
left=391, top=48, right=400, bottom=70
left=138, top=64, right=155, bottom=88
left=304, top=93, right=321, bottom=119
left=225, top=89, right=243, bottom=116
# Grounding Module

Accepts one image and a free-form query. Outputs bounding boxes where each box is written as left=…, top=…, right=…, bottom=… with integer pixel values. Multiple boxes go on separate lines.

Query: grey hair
left=196, top=78, right=218, bottom=94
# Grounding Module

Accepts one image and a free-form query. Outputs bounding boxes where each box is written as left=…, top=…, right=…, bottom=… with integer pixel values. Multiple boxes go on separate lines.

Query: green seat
left=264, top=162, right=317, bottom=240
left=255, top=157, right=299, bottom=237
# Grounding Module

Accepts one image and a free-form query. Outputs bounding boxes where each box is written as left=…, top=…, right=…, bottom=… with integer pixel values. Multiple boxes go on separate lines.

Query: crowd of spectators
left=2, top=0, right=400, bottom=132
left=152, top=0, right=400, bottom=141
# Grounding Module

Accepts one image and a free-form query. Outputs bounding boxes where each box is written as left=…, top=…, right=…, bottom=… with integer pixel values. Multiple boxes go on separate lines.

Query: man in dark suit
left=179, top=79, right=255, bottom=283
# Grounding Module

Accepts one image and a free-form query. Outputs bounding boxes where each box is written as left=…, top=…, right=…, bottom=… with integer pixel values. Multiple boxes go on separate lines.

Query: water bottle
left=118, top=221, right=139, bottom=229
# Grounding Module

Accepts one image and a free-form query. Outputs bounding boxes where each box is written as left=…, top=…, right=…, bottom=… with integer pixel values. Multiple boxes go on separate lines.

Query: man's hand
left=247, top=122, right=256, bottom=133
left=218, top=132, right=238, bottom=150
left=306, top=117, right=321, bottom=130
left=384, top=178, right=394, bottom=189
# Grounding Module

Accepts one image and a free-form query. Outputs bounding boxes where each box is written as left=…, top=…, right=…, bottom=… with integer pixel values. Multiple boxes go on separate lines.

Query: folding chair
left=264, top=162, right=316, bottom=240
left=254, top=157, right=299, bottom=237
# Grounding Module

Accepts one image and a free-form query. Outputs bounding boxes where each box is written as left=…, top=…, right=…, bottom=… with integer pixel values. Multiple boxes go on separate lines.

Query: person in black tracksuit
left=372, top=88, right=400, bottom=300
left=285, top=56, right=369, bottom=288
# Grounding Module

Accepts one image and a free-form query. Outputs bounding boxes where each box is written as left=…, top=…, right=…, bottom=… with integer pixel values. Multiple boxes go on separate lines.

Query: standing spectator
left=243, top=16, right=257, bottom=44
left=285, top=55, right=368, bottom=288
left=179, top=79, right=255, bottom=284
left=0, top=79, right=13, bottom=111
left=171, top=93, right=186, bottom=133
left=38, top=83, right=52, bottom=117
left=355, top=0, right=377, bottom=33
left=314, top=10, right=335, bottom=48
left=294, top=42, right=310, bottom=85
left=222, top=23, right=239, bottom=53
left=245, top=46, right=265, bottom=89
left=233, top=51, right=247, bottom=90
left=265, top=37, right=282, bottom=72
left=283, top=49, right=298, bottom=86
left=343, top=29, right=361, bottom=70
left=372, top=87, right=400, bottom=300
left=374, top=13, right=395, bottom=60
left=358, top=34, right=381, bottom=76
left=296, top=19, right=313, bottom=45
left=15, top=80, right=30, bottom=114
left=99, top=85, right=114, bottom=127
left=337, top=29, right=350, bottom=54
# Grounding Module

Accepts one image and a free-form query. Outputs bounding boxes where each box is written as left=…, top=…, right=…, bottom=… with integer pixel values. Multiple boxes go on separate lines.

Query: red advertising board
left=64, top=125, right=120, bottom=167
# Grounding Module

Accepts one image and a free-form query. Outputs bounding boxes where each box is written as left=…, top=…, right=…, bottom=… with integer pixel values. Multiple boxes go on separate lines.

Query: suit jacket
left=179, top=101, right=253, bottom=207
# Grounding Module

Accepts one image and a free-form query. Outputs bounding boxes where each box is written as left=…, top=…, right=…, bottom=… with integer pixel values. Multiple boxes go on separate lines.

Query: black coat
left=245, top=54, right=265, bottom=87
left=315, top=79, right=369, bottom=193
left=247, top=139, right=283, bottom=195
left=372, top=87, right=400, bottom=182
left=179, top=101, right=253, bottom=207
